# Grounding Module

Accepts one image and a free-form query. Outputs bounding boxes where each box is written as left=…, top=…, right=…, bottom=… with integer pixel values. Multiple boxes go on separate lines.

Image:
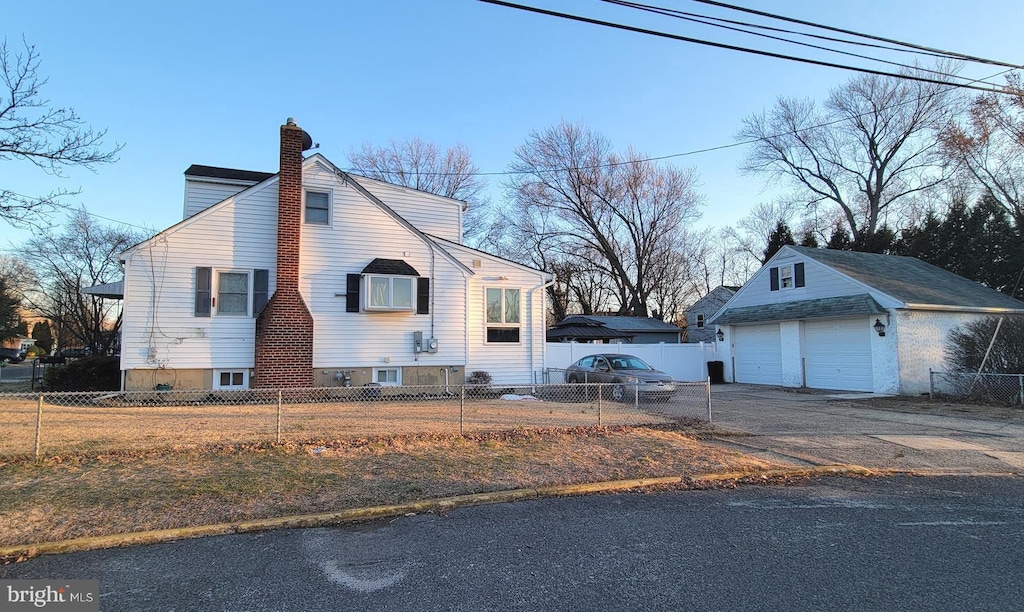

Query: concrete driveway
left=708, top=384, right=1024, bottom=475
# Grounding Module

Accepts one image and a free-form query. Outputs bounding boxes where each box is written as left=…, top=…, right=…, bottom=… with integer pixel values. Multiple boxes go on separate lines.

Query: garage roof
left=713, top=294, right=887, bottom=325
left=790, top=246, right=1024, bottom=311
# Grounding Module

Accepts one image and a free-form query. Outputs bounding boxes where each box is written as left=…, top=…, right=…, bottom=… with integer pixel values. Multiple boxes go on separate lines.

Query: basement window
left=214, top=370, right=248, bottom=390
left=374, top=368, right=401, bottom=386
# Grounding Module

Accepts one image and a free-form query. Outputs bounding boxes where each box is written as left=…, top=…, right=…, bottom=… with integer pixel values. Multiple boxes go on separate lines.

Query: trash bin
left=707, top=361, right=725, bottom=384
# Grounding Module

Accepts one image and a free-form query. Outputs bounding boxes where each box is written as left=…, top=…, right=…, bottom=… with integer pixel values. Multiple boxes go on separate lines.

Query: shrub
left=946, top=316, right=1024, bottom=373
left=466, top=371, right=492, bottom=386
left=44, top=356, right=120, bottom=391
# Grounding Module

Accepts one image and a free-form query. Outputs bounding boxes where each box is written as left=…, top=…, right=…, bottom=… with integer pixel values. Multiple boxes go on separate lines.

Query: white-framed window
left=365, top=275, right=415, bottom=311
left=214, top=369, right=248, bottom=390
left=215, top=270, right=252, bottom=316
left=305, top=190, right=331, bottom=225
left=696, top=313, right=705, bottom=329
left=485, top=287, right=521, bottom=343
left=780, top=265, right=794, bottom=289
left=373, top=367, right=401, bottom=386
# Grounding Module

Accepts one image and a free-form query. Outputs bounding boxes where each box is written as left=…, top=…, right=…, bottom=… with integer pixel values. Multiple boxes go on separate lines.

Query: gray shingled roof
left=788, top=246, right=1024, bottom=311
left=546, top=325, right=633, bottom=341
left=362, top=258, right=420, bottom=276
left=558, top=315, right=682, bottom=333
left=712, top=294, right=887, bottom=325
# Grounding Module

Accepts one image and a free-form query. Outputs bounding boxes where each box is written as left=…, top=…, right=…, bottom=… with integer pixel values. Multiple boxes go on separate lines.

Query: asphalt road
left=0, top=360, right=32, bottom=383
left=4, top=475, right=1023, bottom=611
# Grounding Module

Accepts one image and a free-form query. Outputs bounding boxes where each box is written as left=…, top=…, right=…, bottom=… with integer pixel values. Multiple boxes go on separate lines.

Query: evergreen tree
left=826, top=224, right=853, bottom=250
left=799, top=231, right=819, bottom=248
left=762, top=221, right=796, bottom=262
left=31, top=321, right=53, bottom=354
left=0, top=280, right=19, bottom=341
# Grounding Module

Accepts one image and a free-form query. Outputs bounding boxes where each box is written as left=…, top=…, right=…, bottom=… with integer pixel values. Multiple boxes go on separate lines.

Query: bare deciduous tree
left=347, top=137, right=492, bottom=245
left=738, top=66, right=960, bottom=245
left=1, top=37, right=121, bottom=228
left=940, top=73, right=1024, bottom=230
left=503, top=121, right=704, bottom=320
left=20, top=209, right=144, bottom=354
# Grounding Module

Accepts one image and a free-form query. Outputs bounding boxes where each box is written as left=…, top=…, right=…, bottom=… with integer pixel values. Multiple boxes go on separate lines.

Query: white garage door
left=804, top=318, right=873, bottom=392
left=733, top=323, right=783, bottom=385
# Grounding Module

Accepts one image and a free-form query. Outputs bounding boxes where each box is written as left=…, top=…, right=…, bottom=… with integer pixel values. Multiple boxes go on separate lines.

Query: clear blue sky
left=4, top=0, right=1022, bottom=251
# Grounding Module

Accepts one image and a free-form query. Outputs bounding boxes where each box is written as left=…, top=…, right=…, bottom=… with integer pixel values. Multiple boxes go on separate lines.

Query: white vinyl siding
left=350, top=175, right=463, bottom=242
left=301, top=166, right=468, bottom=371
left=733, top=324, right=784, bottom=386
left=442, top=242, right=549, bottom=385
left=803, top=318, right=874, bottom=392
left=121, top=180, right=279, bottom=371
left=183, top=179, right=257, bottom=218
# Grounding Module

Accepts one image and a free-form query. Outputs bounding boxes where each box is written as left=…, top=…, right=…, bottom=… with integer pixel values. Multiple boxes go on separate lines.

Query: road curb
left=0, top=465, right=875, bottom=562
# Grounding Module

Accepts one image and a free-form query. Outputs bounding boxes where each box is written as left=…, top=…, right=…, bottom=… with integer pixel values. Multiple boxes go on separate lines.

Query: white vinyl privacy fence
left=546, top=342, right=720, bottom=382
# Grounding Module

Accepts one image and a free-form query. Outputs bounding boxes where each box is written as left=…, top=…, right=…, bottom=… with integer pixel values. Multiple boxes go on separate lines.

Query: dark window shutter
left=253, top=269, right=269, bottom=316
left=417, top=277, right=430, bottom=314
left=794, top=262, right=805, bottom=288
left=195, top=267, right=212, bottom=317
left=769, top=267, right=779, bottom=291
left=346, top=274, right=361, bottom=312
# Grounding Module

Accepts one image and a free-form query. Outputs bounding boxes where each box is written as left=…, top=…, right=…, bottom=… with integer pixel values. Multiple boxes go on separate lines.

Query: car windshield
left=609, top=356, right=652, bottom=370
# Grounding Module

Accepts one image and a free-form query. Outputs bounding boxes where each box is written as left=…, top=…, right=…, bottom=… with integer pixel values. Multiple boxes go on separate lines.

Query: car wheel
left=610, top=381, right=626, bottom=402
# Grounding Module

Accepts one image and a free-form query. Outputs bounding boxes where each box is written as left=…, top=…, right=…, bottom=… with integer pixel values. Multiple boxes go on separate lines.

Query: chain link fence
left=0, top=381, right=711, bottom=460
left=930, top=371, right=1024, bottom=406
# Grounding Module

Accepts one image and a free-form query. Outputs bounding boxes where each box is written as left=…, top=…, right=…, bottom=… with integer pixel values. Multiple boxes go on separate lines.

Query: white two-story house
left=117, top=119, right=552, bottom=391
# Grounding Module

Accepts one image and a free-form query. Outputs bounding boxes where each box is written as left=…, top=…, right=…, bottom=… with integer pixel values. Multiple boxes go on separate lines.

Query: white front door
left=804, top=318, right=874, bottom=392
left=733, top=323, right=783, bottom=385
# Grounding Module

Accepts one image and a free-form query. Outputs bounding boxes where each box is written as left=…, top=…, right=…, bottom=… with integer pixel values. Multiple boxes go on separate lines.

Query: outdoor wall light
left=873, top=319, right=886, bottom=337
left=716, top=328, right=725, bottom=342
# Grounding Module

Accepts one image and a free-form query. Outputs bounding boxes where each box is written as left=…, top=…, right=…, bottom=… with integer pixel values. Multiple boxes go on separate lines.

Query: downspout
left=528, top=276, right=557, bottom=385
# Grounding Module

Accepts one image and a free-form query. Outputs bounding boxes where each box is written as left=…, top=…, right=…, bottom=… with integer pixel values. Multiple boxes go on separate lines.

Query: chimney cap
left=286, top=117, right=297, bottom=126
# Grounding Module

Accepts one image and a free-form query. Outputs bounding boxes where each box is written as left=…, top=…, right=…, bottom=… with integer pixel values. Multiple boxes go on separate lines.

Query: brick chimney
left=254, top=118, right=315, bottom=388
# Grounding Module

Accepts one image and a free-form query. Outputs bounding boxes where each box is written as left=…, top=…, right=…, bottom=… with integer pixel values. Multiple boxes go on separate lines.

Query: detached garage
left=709, top=246, right=1024, bottom=395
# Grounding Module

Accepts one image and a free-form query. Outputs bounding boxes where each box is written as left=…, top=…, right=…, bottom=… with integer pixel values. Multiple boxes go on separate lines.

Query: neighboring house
left=684, top=286, right=738, bottom=343
left=709, top=245, right=1024, bottom=395
left=547, top=315, right=683, bottom=344
left=117, top=119, right=552, bottom=391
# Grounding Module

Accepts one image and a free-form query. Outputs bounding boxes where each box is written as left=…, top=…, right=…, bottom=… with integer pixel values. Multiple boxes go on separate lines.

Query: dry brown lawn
left=0, top=393, right=697, bottom=458
left=0, top=425, right=780, bottom=549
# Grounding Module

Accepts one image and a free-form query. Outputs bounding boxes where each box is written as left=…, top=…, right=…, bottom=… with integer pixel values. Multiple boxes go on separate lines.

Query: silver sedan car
left=564, top=353, right=677, bottom=401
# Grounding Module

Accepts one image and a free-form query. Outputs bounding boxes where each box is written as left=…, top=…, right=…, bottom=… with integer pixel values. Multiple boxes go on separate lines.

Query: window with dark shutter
left=346, top=274, right=361, bottom=312
left=794, top=262, right=805, bottom=288
left=769, top=267, right=780, bottom=291
left=195, top=267, right=212, bottom=317
left=253, top=269, right=269, bottom=316
left=417, top=278, right=430, bottom=314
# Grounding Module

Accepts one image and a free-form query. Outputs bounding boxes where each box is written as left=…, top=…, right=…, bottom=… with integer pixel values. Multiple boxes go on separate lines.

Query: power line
left=689, top=0, right=1024, bottom=70
left=477, top=0, right=1011, bottom=94
left=604, top=0, right=957, bottom=61
left=602, top=0, right=1003, bottom=86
